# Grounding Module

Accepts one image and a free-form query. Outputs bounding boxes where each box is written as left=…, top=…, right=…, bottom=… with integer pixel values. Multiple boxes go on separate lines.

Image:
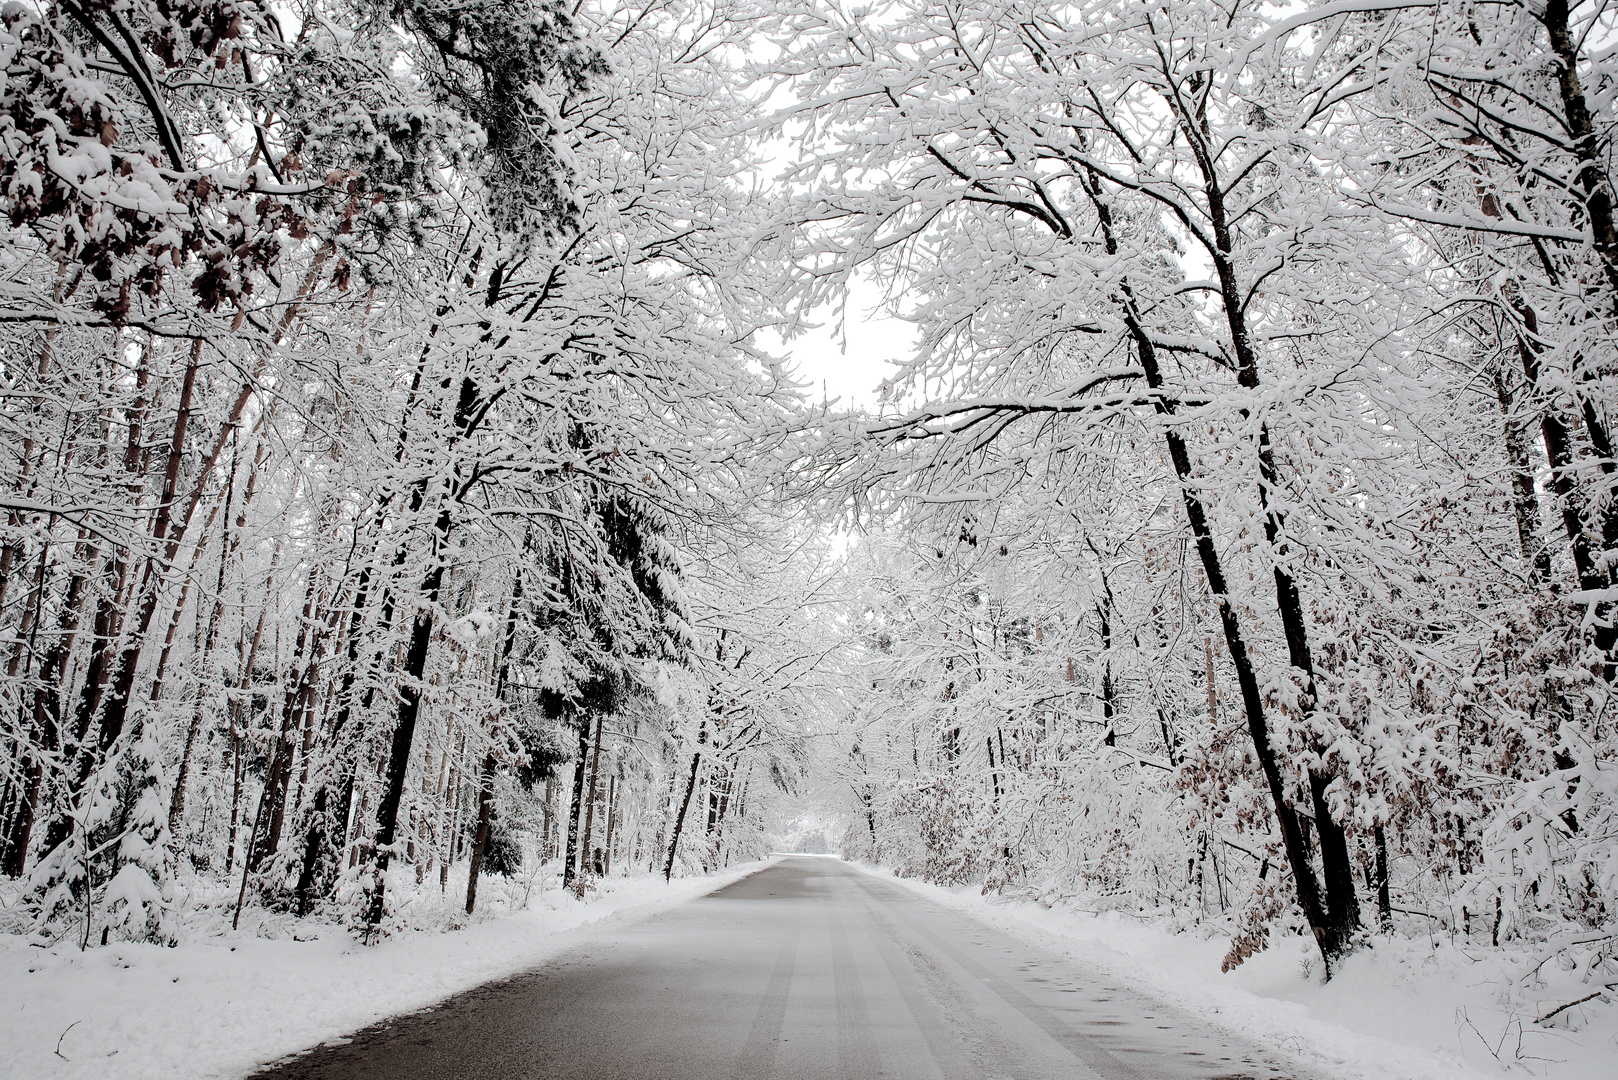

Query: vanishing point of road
left=252, top=856, right=1306, bottom=1080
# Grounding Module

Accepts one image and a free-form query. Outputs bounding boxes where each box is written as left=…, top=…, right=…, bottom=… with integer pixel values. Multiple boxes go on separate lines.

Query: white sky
left=777, top=296, right=916, bottom=413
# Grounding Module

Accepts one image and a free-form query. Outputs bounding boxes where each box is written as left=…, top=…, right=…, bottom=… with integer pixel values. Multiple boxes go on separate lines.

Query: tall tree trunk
left=466, top=572, right=524, bottom=915
left=1089, top=542, right=1116, bottom=747
left=1148, top=76, right=1367, bottom=956
left=602, top=776, right=617, bottom=878
left=41, top=550, right=127, bottom=859
left=664, top=734, right=704, bottom=882
left=1081, top=138, right=1363, bottom=964
left=464, top=754, right=496, bottom=916
left=361, top=322, right=502, bottom=932
left=0, top=294, right=64, bottom=617
left=1506, top=305, right=1618, bottom=677
left=1373, top=823, right=1392, bottom=932
left=167, top=434, right=254, bottom=832
left=47, top=340, right=247, bottom=865
left=0, top=441, right=52, bottom=627
left=562, top=719, right=589, bottom=890
left=577, top=714, right=605, bottom=892
left=361, top=550, right=446, bottom=934
left=542, top=775, right=555, bottom=862
left=250, top=567, right=322, bottom=872
left=70, top=338, right=275, bottom=828
left=10, top=532, right=96, bottom=873
left=292, top=539, right=384, bottom=910
left=1543, top=0, right=1618, bottom=299
left=0, top=531, right=61, bottom=875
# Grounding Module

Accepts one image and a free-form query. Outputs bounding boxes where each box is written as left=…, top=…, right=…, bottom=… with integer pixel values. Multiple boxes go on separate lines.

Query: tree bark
left=664, top=743, right=703, bottom=882
left=291, top=534, right=383, bottom=909
left=41, top=549, right=127, bottom=858
left=562, top=719, right=589, bottom=890
left=602, top=776, right=617, bottom=877
left=249, top=567, right=322, bottom=872
left=361, top=299, right=504, bottom=932
left=465, top=572, right=524, bottom=915
left=1373, top=823, right=1393, bottom=932
left=464, top=754, right=497, bottom=915
left=1543, top=0, right=1618, bottom=298
left=1492, top=362, right=1553, bottom=582
left=0, top=528, right=80, bottom=877
left=166, top=435, right=249, bottom=833
left=50, top=339, right=260, bottom=865
left=362, top=552, right=447, bottom=934
left=1081, top=91, right=1367, bottom=956
left=578, top=714, right=606, bottom=891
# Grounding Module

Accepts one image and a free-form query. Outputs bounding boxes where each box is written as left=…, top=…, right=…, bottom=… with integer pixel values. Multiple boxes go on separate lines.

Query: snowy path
left=251, top=856, right=1310, bottom=1080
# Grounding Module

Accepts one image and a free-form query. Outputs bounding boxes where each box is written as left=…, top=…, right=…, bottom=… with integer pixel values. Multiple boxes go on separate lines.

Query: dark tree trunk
left=1373, top=823, right=1392, bottom=931
left=0, top=768, right=19, bottom=869
left=712, top=774, right=730, bottom=864
left=2, top=762, right=41, bottom=879
left=0, top=537, right=54, bottom=872
left=225, top=559, right=276, bottom=872
left=0, top=323, right=61, bottom=617
left=169, top=453, right=240, bottom=834
left=542, top=776, right=555, bottom=862
left=3, top=539, right=92, bottom=877
left=986, top=737, right=1000, bottom=802
left=562, top=720, right=589, bottom=890
left=360, top=334, right=506, bottom=933
left=1544, top=0, right=1618, bottom=297
left=42, top=560, right=124, bottom=858
left=465, top=573, right=524, bottom=915
left=464, top=754, right=497, bottom=915
left=1492, top=363, right=1553, bottom=582
left=1154, top=89, right=1366, bottom=959
left=1079, top=159, right=1361, bottom=968
left=250, top=570, right=322, bottom=872
left=577, top=715, right=605, bottom=893
left=291, top=532, right=383, bottom=906
left=69, top=344, right=196, bottom=790
left=664, top=747, right=702, bottom=882
left=362, top=552, right=447, bottom=934
left=293, top=776, right=340, bottom=918
left=602, top=776, right=617, bottom=877
left=705, top=765, right=721, bottom=837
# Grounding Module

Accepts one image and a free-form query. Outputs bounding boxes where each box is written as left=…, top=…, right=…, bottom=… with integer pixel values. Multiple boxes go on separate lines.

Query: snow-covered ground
left=869, top=864, right=1616, bottom=1080
left=7, top=854, right=1610, bottom=1080
left=0, top=858, right=777, bottom=1080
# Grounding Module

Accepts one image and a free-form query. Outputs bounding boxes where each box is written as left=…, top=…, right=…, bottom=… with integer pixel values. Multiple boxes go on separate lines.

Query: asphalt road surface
left=251, top=856, right=1307, bottom=1080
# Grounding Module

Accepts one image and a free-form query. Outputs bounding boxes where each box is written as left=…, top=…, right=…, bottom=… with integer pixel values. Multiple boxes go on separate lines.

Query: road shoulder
left=0, top=859, right=778, bottom=1080
left=856, top=861, right=1518, bottom=1080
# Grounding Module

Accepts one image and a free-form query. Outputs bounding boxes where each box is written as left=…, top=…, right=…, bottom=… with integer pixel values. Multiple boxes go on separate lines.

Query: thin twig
left=54, top=1020, right=80, bottom=1060
left=1535, top=991, right=1606, bottom=1025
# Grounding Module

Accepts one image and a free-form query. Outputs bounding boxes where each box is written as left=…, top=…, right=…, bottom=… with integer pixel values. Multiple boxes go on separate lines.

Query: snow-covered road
left=251, top=856, right=1308, bottom=1080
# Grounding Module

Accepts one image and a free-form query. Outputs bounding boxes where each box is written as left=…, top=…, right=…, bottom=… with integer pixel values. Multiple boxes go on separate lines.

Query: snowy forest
left=0, top=0, right=1615, bottom=1047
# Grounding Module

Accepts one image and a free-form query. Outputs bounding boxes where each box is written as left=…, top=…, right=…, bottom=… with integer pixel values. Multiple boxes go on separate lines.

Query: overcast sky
left=777, top=295, right=916, bottom=413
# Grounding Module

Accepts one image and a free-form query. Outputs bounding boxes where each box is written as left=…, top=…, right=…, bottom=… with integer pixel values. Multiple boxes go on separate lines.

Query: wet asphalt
left=248, top=856, right=1308, bottom=1080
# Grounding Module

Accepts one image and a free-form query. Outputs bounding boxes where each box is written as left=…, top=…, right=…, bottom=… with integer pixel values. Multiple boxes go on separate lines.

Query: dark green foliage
left=514, top=720, right=570, bottom=792
left=463, top=808, right=522, bottom=876
left=394, top=0, right=609, bottom=238
left=599, top=494, right=687, bottom=664
left=481, top=814, right=523, bottom=876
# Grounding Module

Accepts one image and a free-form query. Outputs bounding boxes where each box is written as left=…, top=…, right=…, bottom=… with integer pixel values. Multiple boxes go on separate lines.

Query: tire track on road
left=733, top=924, right=800, bottom=1079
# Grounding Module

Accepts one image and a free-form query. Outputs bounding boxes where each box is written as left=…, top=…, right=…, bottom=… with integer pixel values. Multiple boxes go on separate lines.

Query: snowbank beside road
left=0, top=859, right=776, bottom=1080
left=867, top=864, right=1615, bottom=1080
